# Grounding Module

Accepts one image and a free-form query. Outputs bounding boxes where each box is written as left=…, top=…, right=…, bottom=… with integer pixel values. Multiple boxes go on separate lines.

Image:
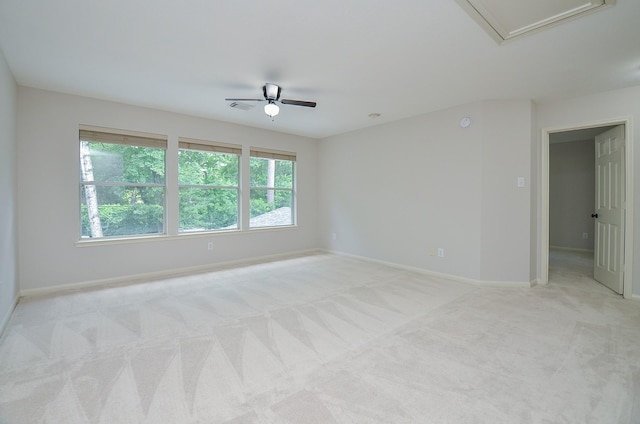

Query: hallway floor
left=548, top=248, right=620, bottom=296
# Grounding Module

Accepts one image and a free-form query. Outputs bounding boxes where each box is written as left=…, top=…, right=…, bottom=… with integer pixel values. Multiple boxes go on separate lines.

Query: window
left=178, top=138, right=241, bottom=232
left=78, top=127, right=298, bottom=240
left=249, top=148, right=296, bottom=228
left=79, top=128, right=167, bottom=238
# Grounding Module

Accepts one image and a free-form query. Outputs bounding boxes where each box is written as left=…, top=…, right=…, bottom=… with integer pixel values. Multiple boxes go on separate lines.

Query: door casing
left=540, top=118, right=634, bottom=298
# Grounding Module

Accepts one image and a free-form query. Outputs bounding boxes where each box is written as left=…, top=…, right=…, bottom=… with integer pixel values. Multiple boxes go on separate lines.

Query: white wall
left=480, top=100, right=533, bottom=282
left=537, top=85, right=640, bottom=296
left=549, top=140, right=595, bottom=251
left=529, top=105, right=539, bottom=283
left=319, top=100, right=534, bottom=284
left=15, top=82, right=640, bottom=296
left=0, top=48, right=19, bottom=330
left=17, top=87, right=319, bottom=291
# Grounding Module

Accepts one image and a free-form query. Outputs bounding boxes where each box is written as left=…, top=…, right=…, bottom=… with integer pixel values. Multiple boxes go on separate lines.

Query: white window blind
left=250, top=147, right=296, bottom=162
left=179, top=138, right=242, bottom=155
left=79, top=129, right=167, bottom=149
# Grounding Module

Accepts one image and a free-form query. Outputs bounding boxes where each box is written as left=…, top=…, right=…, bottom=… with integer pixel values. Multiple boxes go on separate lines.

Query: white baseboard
left=19, top=247, right=538, bottom=299
left=530, top=278, right=542, bottom=287
left=0, top=295, right=19, bottom=338
left=20, top=248, right=324, bottom=299
left=324, top=249, right=533, bottom=288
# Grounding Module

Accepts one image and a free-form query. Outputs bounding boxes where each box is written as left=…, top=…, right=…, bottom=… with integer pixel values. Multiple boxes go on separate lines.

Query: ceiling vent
left=229, top=101, right=254, bottom=111
left=456, top=0, right=615, bottom=43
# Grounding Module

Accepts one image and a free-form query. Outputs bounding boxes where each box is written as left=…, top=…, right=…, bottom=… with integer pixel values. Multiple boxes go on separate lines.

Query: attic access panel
left=456, top=0, right=615, bottom=43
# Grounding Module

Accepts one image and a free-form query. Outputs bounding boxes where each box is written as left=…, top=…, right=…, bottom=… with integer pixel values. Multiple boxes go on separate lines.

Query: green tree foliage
left=250, top=158, right=293, bottom=220
left=91, top=144, right=165, bottom=183
left=81, top=203, right=163, bottom=236
left=178, top=150, right=239, bottom=231
left=250, top=157, right=292, bottom=187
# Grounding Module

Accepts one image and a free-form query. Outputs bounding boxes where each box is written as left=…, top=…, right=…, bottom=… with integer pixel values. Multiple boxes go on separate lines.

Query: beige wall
left=319, top=100, right=534, bottom=284
left=549, top=140, right=595, bottom=251
left=17, top=87, right=319, bottom=291
left=0, top=48, right=18, bottom=330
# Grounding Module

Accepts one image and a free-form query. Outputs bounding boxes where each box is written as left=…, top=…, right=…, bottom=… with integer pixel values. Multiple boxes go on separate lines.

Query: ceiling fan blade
left=225, top=98, right=265, bottom=102
left=280, top=99, right=317, bottom=108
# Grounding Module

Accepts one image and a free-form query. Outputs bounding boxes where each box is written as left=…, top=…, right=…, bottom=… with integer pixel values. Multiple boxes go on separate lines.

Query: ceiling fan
left=225, top=83, right=317, bottom=118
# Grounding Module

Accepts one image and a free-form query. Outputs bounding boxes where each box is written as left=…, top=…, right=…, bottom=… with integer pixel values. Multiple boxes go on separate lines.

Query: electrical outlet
left=207, top=241, right=214, bottom=250
left=429, top=248, right=437, bottom=256
left=437, top=248, right=445, bottom=257
left=582, top=232, right=588, bottom=240
left=331, top=233, right=337, bottom=241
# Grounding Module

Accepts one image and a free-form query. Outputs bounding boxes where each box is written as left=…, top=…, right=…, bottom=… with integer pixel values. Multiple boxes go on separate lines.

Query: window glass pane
left=83, top=142, right=165, bottom=184
left=80, top=185, right=165, bottom=237
left=250, top=157, right=269, bottom=186
left=178, top=150, right=239, bottom=186
left=250, top=157, right=293, bottom=188
left=274, top=160, right=293, bottom=188
left=249, top=188, right=293, bottom=227
left=178, top=148, right=239, bottom=233
left=179, top=187, right=238, bottom=231
left=80, top=135, right=166, bottom=239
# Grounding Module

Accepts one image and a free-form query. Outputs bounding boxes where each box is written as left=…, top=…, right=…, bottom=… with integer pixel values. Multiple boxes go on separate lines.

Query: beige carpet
left=1, top=251, right=639, bottom=423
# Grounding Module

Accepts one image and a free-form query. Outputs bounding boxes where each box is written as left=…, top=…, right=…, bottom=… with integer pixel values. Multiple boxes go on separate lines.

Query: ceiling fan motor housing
left=263, top=83, right=281, bottom=101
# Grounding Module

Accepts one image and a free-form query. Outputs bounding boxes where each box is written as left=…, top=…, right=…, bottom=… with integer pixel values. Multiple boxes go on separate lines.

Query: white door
left=593, top=125, right=625, bottom=294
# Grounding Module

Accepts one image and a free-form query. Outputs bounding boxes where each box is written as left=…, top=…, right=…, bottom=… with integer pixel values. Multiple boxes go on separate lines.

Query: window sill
left=75, top=226, right=298, bottom=247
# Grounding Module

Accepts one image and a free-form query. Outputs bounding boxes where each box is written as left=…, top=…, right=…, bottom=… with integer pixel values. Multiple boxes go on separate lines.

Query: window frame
left=249, top=147, right=297, bottom=229
left=78, top=126, right=168, bottom=240
left=177, top=138, right=242, bottom=233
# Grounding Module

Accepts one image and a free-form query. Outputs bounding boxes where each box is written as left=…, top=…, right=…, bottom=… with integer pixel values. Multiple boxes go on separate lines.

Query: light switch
left=517, top=177, right=525, bottom=188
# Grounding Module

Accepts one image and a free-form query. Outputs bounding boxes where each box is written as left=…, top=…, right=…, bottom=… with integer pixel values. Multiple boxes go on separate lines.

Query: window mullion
left=178, top=184, right=239, bottom=190
left=165, top=135, right=179, bottom=236
left=81, top=182, right=165, bottom=188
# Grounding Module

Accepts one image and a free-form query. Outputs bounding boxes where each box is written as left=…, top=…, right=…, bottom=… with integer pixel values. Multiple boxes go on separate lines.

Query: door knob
left=591, top=213, right=598, bottom=218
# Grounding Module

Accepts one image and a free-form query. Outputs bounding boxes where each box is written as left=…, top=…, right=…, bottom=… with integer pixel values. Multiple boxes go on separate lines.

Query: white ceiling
left=0, top=0, right=639, bottom=139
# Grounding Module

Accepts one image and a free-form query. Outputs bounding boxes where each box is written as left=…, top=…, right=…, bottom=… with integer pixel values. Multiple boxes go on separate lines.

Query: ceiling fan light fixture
left=264, top=101, right=279, bottom=117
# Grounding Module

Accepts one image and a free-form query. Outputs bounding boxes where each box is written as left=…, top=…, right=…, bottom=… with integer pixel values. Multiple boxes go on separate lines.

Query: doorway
left=541, top=119, right=634, bottom=298
left=548, top=248, right=616, bottom=295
